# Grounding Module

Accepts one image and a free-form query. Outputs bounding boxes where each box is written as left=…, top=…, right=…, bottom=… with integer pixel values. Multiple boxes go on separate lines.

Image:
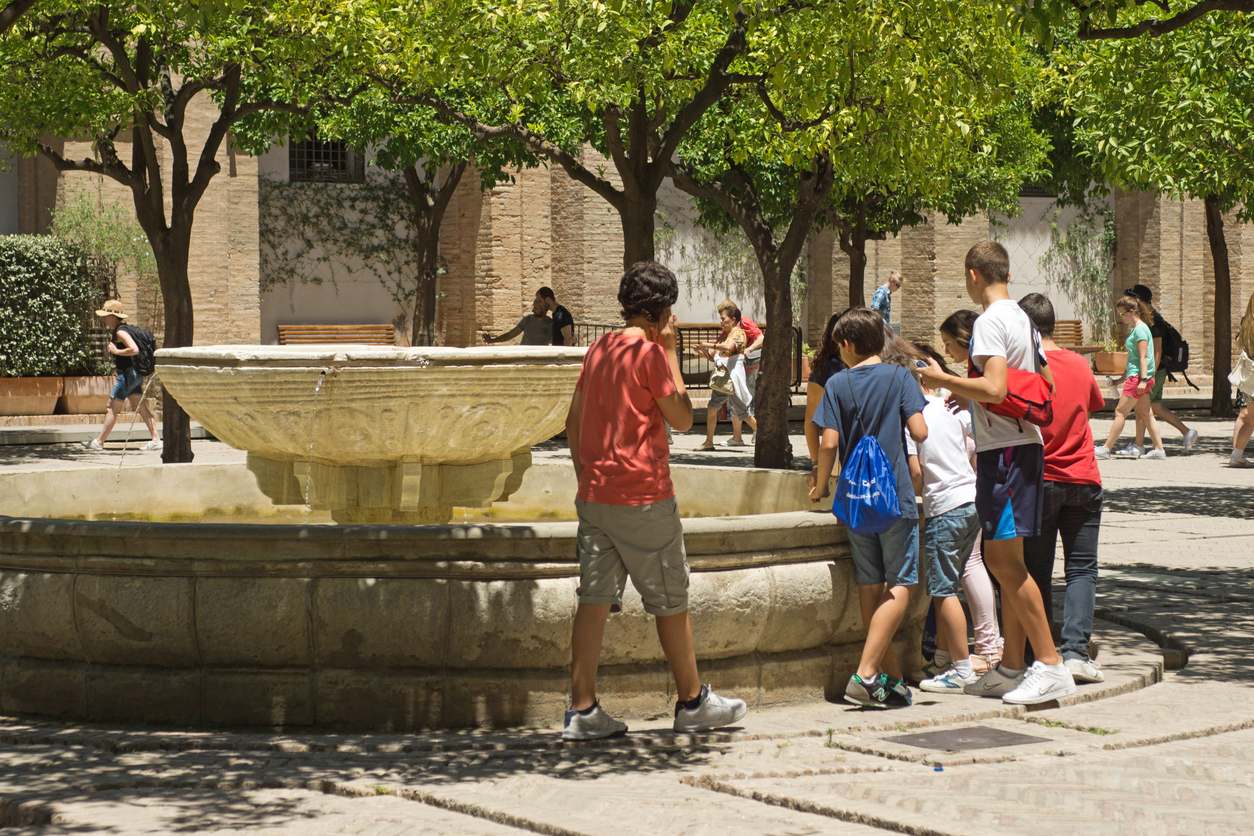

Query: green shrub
left=0, top=235, right=99, bottom=377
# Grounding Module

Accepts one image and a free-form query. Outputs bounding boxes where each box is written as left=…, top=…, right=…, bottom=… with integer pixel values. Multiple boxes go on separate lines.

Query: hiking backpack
left=831, top=374, right=902, bottom=536
left=120, top=324, right=157, bottom=377
left=1156, top=315, right=1199, bottom=390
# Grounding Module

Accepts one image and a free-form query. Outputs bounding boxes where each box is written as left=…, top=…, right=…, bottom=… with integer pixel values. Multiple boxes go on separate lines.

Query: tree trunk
left=1204, top=195, right=1234, bottom=417
left=842, top=228, right=869, bottom=310
left=754, top=258, right=794, bottom=469
left=619, top=191, right=657, bottom=268
left=411, top=223, right=440, bottom=347
left=153, top=237, right=195, bottom=463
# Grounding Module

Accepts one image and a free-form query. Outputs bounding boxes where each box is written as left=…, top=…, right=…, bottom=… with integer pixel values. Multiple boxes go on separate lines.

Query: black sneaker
left=886, top=676, right=913, bottom=708
left=843, top=673, right=891, bottom=709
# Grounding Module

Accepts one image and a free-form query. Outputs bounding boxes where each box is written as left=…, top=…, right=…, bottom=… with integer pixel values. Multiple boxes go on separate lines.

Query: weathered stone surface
left=204, top=671, right=313, bottom=728
left=85, top=668, right=202, bottom=725
left=313, top=578, right=450, bottom=668
left=315, top=671, right=443, bottom=732
left=196, top=578, right=310, bottom=667
left=75, top=576, right=196, bottom=667
left=0, top=572, right=80, bottom=660
left=447, top=578, right=577, bottom=669
left=0, top=658, right=84, bottom=718
left=157, top=345, right=584, bottom=519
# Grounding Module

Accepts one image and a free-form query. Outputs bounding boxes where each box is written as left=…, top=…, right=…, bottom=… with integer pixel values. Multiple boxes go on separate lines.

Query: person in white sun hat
left=84, top=300, right=161, bottom=452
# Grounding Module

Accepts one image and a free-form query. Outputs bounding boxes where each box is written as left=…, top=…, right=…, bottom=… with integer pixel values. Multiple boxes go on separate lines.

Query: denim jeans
left=1023, top=480, right=1102, bottom=662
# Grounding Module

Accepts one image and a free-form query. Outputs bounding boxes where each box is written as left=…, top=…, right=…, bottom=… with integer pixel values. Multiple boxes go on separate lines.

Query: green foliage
left=1064, top=13, right=1254, bottom=214
left=50, top=192, right=161, bottom=332
left=1038, top=205, right=1117, bottom=341
left=0, top=235, right=99, bottom=377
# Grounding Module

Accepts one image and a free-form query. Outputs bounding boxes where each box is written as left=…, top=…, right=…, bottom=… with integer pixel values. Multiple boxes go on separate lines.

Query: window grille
left=288, top=136, right=365, bottom=183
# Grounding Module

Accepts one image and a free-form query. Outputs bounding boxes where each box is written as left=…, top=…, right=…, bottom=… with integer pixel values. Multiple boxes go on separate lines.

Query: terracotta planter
left=60, top=375, right=115, bottom=414
left=801, top=355, right=812, bottom=382
left=1093, top=351, right=1128, bottom=375
left=0, top=376, right=64, bottom=416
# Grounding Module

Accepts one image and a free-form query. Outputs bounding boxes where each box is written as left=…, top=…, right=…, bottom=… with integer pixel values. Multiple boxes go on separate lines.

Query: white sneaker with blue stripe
left=920, top=666, right=979, bottom=694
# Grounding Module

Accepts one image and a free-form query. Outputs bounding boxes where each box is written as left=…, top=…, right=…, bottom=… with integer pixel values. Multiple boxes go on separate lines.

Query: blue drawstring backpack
left=832, top=375, right=902, bottom=535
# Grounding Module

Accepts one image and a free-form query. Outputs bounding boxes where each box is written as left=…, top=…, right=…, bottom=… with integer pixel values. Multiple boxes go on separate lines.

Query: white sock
left=953, top=658, right=973, bottom=677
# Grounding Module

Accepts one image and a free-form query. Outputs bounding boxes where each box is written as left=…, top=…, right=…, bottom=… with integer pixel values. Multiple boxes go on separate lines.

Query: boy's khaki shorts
left=575, top=497, right=689, bottom=616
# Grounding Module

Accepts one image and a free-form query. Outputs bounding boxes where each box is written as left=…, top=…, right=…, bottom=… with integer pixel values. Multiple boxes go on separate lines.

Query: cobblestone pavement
left=1, top=418, right=1252, bottom=833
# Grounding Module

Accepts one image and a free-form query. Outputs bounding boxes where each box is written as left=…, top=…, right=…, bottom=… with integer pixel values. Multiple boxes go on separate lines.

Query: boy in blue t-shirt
left=810, top=307, right=928, bottom=709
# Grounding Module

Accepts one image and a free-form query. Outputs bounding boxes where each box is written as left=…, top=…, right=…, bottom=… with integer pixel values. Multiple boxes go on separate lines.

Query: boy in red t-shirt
left=1018, top=293, right=1106, bottom=685
left=562, top=261, right=748, bottom=740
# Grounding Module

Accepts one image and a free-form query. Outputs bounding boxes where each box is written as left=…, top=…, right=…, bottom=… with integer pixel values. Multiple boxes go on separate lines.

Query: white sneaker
left=1002, top=660, right=1078, bottom=705
left=1142, top=448, right=1167, bottom=460
left=142, top=439, right=163, bottom=451
left=673, top=685, right=748, bottom=732
left=963, top=665, right=1025, bottom=698
left=1114, top=445, right=1144, bottom=459
left=1094, top=446, right=1111, bottom=460
left=920, top=666, right=979, bottom=694
left=1182, top=428, right=1199, bottom=451
left=562, top=703, right=628, bottom=740
left=83, top=438, right=105, bottom=451
left=1230, top=450, right=1249, bottom=468
left=1064, top=657, right=1105, bottom=684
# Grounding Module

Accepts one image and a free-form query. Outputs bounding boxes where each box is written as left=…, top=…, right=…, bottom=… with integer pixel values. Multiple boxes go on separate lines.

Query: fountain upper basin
left=156, top=344, right=586, bottom=466
left=157, top=344, right=587, bottom=522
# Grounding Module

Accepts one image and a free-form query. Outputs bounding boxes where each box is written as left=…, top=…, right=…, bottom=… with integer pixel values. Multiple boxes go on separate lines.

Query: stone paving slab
left=717, top=726, right=1254, bottom=836
left=42, top=787, right=527, bottom=834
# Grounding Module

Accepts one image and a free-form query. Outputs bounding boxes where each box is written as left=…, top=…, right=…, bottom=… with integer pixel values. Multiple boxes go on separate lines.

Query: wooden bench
left=277, top=324, right=396, bottom=346
left=1054, top=319, right=1084, bottom=347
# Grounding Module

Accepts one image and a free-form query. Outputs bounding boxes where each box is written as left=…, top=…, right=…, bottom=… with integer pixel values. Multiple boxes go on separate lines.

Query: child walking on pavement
left=809, top=307, right=929, bottom=709
left=562, top=261, right=748, bottom=740
left=908, top=344, right=983, bottom=694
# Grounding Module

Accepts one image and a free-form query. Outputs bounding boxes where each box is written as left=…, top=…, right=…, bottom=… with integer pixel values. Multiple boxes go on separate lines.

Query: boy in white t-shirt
left=907, top=344, right=981, bottom=693
left=917, top=241, right=1076, bottom=705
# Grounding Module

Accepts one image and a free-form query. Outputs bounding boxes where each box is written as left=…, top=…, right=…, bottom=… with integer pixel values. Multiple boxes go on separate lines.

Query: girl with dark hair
left=805, top=309, right=850, bottom=486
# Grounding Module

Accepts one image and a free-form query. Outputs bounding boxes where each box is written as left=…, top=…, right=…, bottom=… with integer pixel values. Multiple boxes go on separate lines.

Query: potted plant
left=1093, top=337, right=1127, bottom=376
left=60, top=353, right=115, bottom=414
left=0, top=236, right=95, bottom=416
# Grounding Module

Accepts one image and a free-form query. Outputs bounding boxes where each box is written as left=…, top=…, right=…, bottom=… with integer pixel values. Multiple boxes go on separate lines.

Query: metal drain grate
left=886, top=725, right=1051, bottom=752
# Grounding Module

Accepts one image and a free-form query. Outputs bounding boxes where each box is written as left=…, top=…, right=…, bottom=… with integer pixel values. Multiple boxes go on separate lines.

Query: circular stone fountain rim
left=0, top=508, right=835, bottom=542
left=156, top=344, right=587, bottom=369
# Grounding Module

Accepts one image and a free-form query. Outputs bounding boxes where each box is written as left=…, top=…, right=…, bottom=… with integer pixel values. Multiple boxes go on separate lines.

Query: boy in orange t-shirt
left=562, top=261, right=748, bottom=740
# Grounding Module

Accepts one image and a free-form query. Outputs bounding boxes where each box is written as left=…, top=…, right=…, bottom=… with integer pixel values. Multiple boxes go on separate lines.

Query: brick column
left=898, top=213, right=990, bottom=347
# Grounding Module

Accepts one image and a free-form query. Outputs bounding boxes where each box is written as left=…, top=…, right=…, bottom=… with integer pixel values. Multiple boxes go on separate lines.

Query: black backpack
left=1156, top=315, right=1199, bottom=390
left=120, top=324, right=157, bottom=377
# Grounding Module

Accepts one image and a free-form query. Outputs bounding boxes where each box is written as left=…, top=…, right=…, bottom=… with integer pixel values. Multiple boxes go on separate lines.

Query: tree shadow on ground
left=1102, top=484, right=1254, bottom=519
left=1093, top=562, right=1254, bottom=684
left=0, top=722, right=729, bottom=832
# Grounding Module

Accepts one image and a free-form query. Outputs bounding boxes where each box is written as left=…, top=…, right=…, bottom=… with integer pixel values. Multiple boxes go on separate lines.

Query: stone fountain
left=156, top=345, right=585, bottom=523
left=0, top=344, right=925, bottom=731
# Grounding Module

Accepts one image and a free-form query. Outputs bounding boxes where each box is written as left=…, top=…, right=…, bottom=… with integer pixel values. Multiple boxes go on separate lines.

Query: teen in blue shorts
left=917, top=242, right=1077, bottom=706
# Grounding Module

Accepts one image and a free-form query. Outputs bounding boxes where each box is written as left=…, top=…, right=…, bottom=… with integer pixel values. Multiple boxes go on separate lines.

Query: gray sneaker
left=843, top=673, right=891, bottom=709
left=562, top=703, right=627, bottom=741
left=673, top=685, right=748, bottom=732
